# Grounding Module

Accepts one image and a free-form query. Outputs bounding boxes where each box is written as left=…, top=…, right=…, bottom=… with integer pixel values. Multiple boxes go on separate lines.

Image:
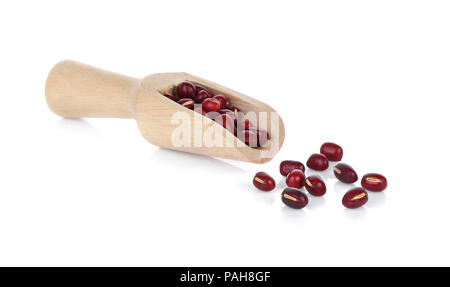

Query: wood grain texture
left=45, top=60, right=285, bottom=163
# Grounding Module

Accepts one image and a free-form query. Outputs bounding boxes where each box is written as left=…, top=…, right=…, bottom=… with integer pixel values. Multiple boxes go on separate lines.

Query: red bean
left=193, top=89, right=212, bottom=103
left=305, top=176, right=326, bottom=196
left=306, top=153, right=329, bottom=171
left=219, top=108, right=232, bottom=114
left=361, top=173, right=387, bottom=192
left=176, top=81, right=196, bottom=99
left=249, top=128, right=270, bottom=147
left=213, top=95, right=229, bottom=109
left=219, top=109, right=239, bottom=123
left=333, top=163, right=358, bottom=183
left=237, top=130, right=258, bottom=147
left=195, top=84, right=208, bottom=93
left=320, top=142, right=343, bottom=161
left=177, top=98, right=195, bottom=110
left=342, top=187, right=368, bottom=208
left=193, top=105, right=206, bottom=115
left=282, top=188, right=308, bottom=209
left=237, top=119, right=252, bottom=130
left=279, top=160, right=305, bottom=176
left=256, top=129, right=270, bottom=141
left=286, top=169, right=306, bottom=189
left=233, top=112, right=245, bottom=125
left=172, top=82, right=263, bottom=149
left=202, top=98, right=221, bottom=112
left=163, top=93, right=177, bottom=101
left=253, top=172, right=276, bottom=191
left=227, top=106, right=240, bottom=118
left=214, top=114, right=236, bottom=133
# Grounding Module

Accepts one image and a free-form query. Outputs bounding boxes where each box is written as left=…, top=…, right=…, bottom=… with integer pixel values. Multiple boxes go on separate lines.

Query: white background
left=0, top=0, right=449, bottom=267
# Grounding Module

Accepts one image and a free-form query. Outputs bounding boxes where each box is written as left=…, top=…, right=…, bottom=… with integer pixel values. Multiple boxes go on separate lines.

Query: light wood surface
left=46, top=61, right=141, bottom=118
left=45, top=60, right=285, bottom=163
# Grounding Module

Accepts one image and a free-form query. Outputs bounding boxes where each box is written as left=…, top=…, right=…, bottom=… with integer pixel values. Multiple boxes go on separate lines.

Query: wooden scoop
left=45, top=60, right=285, bottom=163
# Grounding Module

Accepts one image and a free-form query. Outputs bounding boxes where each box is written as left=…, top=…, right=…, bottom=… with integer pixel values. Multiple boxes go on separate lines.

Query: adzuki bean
left=213, top=95, right=229, bottom=109
left=253, top=172, right=276, bottom=191
left=214, top=114, right=235, bottom=134
left=333, top=163, right=358, bottom=183
left=237, top=130, right=258, bottom=147
left=171, top=81, right=270, bottom=148
left=306, top=153, right=329, bottom=171
left=164, top=93, right=178, bottom=102
left=202, top=98, right=221, bottom=112
left=219, top=108, right=232, bottom=114
left=320, top=142, right=343, bottom=161
left=193, top=89, right=212, bottom=103
left=195, top=84, right=208, bottom=93
left=249, top=128, right=270, bottom=147
left=237, top=119, right=252, bottom=130
left=279, top=160, right=305, bottom=176
left=176, top=81, right=196, bottom=99
left=177, top=98, right=195, bottom=110
left=305, top=176, right=326, bottom=196
left=248, top=143, right=385, bottom=211
left=361, top=173, right=387, bottom=192
left=342, top=187, right=368, bottom=208
left=281, top=188, right=308, bottom=209
left=286, top=169, right=306, bottom=189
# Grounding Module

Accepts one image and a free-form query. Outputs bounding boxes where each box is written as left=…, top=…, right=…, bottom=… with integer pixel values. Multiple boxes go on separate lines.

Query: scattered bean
left=361, top=173, right=387, bottom=192
left=305, top=176, right=326, bottom=196
left=286, top=169, right=306, bottom=189
left=253, top=172, right=276, bottom=191
left=342, top=187, right=368, bottom=208
left=320, top=142, right=343, bottom=161
left=279, top=160, right=305, bottom=176
left=282, top=188, right=308, bottom=209
left=333, top=163, right=358, bottom=183
left=306, top=153, right=329, bottom=171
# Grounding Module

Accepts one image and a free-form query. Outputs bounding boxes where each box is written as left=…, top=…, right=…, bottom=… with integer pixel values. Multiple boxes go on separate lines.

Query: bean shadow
left=306, top=194, right=326, bottom=210
left=243, top=182, right=277, bottom=206
left=342, top=206, right=367, bottom=221
left=281, top=205, right=307, bottom=224
left=365, top=192, right=387, bottom=208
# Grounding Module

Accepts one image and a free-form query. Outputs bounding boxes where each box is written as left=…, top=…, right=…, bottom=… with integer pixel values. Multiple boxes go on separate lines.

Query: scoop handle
left=45, top=60, right=141, bottom=118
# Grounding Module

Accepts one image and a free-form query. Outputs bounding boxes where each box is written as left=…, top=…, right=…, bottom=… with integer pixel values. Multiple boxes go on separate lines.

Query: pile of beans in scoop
left=164, top=81, right=270, bottom=148
left=252, top=142, right=388, bottom=209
